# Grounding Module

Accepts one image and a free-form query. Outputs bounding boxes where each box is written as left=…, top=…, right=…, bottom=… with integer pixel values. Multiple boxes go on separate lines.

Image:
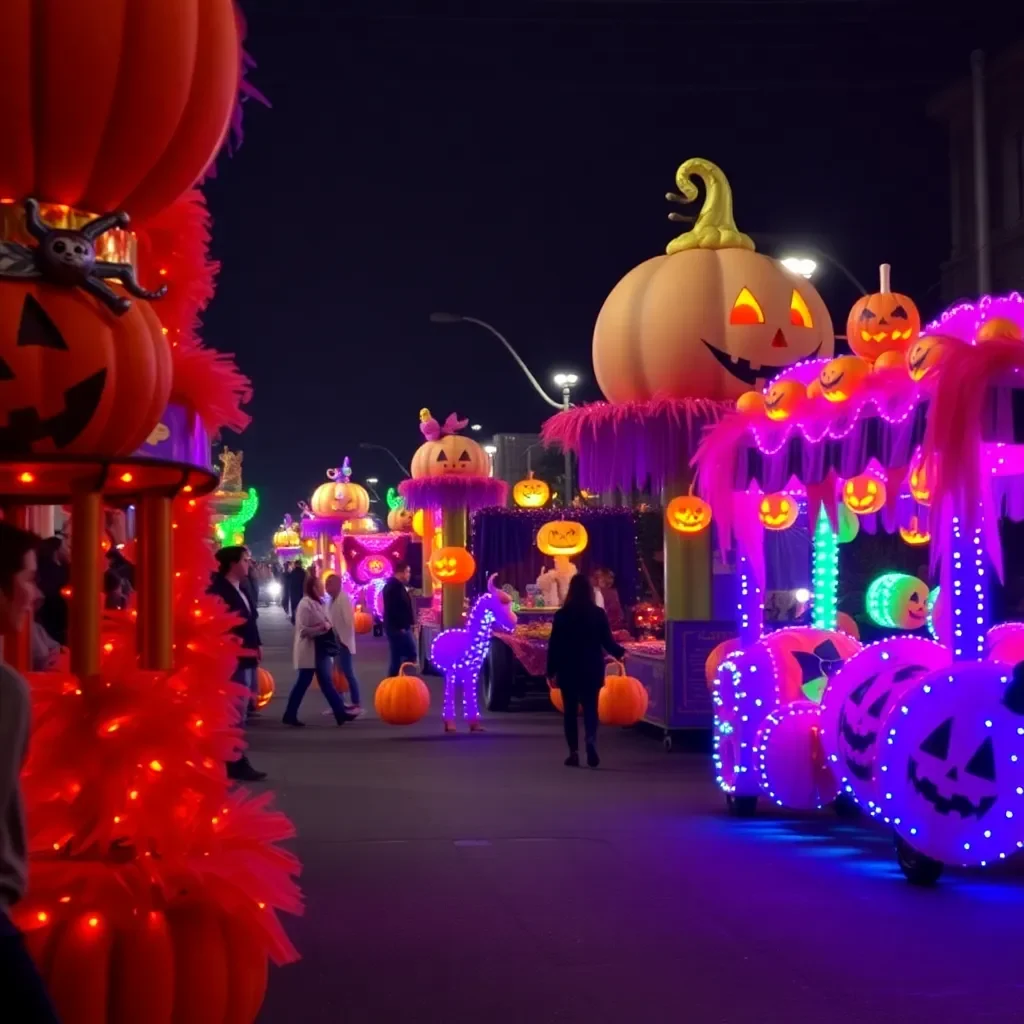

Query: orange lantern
left=429, top=546, right=476, bottom=584
left=255, top=667, right=274, bottom=709
left=758, top=493, right=798, bottom=531
left=845, top=264, right=921, bottom=363
left=598, top=661, right=649, bottom=726
left=536, top=520, right=589, bottom=556
left=665, top=494, right=712, bottom=534
left=899, top=515, right=931, bottom=546
left=512, top=471, right=550, bottom=508
left=908, top=449, right=934, bottom=505
left=842, top=474, right=886, bottom=515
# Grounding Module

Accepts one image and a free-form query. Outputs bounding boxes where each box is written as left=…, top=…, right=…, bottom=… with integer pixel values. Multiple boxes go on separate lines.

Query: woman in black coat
left=546, top=573, right=626, bottom=768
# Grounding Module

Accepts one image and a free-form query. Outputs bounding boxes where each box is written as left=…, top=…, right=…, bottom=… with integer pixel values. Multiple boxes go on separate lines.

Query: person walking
left=546, top=573, right=626, bottom=769
left=286, top=560, right=306, bottom=625
left=35, top=535, right=68, bottom=647
left=282, top=575, right=358, bottom=726
left=325, top=574, right=363, bottom=714
left=381, top=561, right=417, bottom=675
left=207, top=546, right=267, bottom=782
left=0, top=521, right=62, bottom=1022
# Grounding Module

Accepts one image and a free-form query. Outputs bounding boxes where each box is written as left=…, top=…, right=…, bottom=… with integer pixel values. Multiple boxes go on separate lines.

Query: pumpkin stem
left=665, top=158, right=755, bottom=256
left=879, top=263, right=891, bottom=293
left=398, top=661, right=417, bottom=677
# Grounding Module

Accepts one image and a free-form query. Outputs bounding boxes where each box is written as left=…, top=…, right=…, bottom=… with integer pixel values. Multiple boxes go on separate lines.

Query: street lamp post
left=358, top=442, right=410, bottom=478
left=553, top=372, right=578, bottom=504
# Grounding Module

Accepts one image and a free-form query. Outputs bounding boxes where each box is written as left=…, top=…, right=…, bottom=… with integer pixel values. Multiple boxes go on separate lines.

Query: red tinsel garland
left=15, top=495, right=302, bottom=964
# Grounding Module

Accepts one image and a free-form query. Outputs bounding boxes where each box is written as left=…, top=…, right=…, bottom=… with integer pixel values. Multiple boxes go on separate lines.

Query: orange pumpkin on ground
left=846, top=264, right=920, bottom=363
left=592, top=159, right=834, bottom=402
left=353, top=609, right=373, bottom=634
left=375, top=662, right=430, bottom=724
left=0, top=0, right=242, bottom=222
left=429, top=546, right=476, bottom=584
left=255, top=667, right=275, bottom=709
left=21, top=894, right=268, bottom=1024
left=0, top=286, right=170, bottom=457
left=598, top=661, right=650, bottom=726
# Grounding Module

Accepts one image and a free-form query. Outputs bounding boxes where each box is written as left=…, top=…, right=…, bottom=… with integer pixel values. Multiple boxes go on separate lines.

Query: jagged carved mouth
left=907, top=758, right=996, bottom=819
left=0, top=369, right=106, bottom=455
left=702, top=340, right=822, bottom=386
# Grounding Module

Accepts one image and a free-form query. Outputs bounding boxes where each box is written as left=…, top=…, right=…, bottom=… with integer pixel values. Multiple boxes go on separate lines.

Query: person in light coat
left=282, top=575, right=357, bottom=727
left=325, top=574, right=363, bottom=714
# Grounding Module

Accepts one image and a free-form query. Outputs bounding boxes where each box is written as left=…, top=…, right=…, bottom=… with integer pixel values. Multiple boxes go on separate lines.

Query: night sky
left=201, top=0, right=1024, bottom=549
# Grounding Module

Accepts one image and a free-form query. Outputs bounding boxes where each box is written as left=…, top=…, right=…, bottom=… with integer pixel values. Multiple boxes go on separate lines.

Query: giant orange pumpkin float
left=592, top=159, right=834, bottom=402
left=846, top=264, right=921, bottom=363
left=0, top=0, right=243, bottom=223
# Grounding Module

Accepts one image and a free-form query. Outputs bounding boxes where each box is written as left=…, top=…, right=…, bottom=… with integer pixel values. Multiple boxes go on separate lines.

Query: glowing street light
left=781, top=257, right=817, bottom=280
left=470, top=424, right=483, bottom=432
left=483, top=444, right=497, bottom=455
left=366, top=477, right=379, bottom=485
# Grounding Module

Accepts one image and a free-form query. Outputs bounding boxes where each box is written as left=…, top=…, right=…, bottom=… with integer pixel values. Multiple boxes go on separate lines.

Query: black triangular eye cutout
left=867, top=689, right=891, bottom=718
left=18, top=295, right=68, bottom=350
left=458, top=450, right=471, bottom=462
left=0, top=357, right=13, bottom=382
left=435, top=449, right=449, bottom=462
left=849, top=676, right=877, bottom=705
left=894, top=665, right=927, bottom=683
left=858, top=309, right=876, bottom=321
left=890, top=305, right=909, bottom=319
left=920, top=717, right=953, bottom=760
left=909, top=592, right=920, bottom=603
left=965, top=737, right=996, bottom=782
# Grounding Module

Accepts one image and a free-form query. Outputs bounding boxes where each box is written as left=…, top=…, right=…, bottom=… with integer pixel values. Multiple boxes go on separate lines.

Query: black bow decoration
left=792, top=640, right=846, bottom=702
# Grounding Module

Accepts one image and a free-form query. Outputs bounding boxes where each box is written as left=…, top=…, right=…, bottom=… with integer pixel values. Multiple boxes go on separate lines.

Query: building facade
left=929, top=42, right=1024, bottom=304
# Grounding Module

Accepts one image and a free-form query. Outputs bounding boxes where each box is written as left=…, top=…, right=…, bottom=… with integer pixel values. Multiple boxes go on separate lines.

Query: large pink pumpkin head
left=592, top=159, right=834, bottom=403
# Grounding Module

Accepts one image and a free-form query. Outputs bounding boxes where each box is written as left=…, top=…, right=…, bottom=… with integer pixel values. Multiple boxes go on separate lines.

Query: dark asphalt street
left=251, top=606, right=1024, bottom=1024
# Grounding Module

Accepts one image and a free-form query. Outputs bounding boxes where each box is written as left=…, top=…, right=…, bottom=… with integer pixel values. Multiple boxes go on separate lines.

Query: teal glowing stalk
left=811, top=503, right=838, bottom=631
left=216, top=487, right=259, bottom=544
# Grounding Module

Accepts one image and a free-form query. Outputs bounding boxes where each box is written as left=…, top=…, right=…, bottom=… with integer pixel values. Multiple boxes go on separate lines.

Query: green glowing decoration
left=215, top=487, right=259, bottom=545
left=386, top=487, right=405, bottom=512
left=926, top=585, right=940, bottom=639
left=811, top=504, right=838, bottom=631
left=865, top=571, right=931, bottom=631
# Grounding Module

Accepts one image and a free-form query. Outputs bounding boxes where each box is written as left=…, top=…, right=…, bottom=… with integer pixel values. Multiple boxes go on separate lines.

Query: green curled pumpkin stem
left=665, top=158, right=755, bottom=256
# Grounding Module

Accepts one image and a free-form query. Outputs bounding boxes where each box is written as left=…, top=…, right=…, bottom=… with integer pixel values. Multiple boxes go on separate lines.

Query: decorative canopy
left=399, top=475, right=508, bottom=513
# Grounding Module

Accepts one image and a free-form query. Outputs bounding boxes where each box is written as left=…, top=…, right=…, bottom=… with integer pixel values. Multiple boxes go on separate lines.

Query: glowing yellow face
left=819, top=356, right=869, bottom=403
left=666, top=496, right=712, bottom=534
left=763, top=380, right=806, bottom=421
left=758, top=494, right=798, bottom=530
left=843, top=475, right=886, bottom=514
left=536, top=520, right=590, bottom=555
left=905, top=335, right=947, bottom=382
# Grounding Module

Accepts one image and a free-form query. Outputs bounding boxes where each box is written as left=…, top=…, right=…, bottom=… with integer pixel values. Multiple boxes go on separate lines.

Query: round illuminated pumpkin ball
left=763, top=379, right=806, bottom=421
left=842, top=474, right=886, bottom=515
left=736, top=390, right=764, bottom=416
left=665, top=494, right=712, bottom=534
left=906, top=334, right=948, bottom=382
left=755, top=701, right=839, bottom=811
left=806, top=377, right=823, bottom=400
left=865, top=572, right=929, bottom=630
left=976, top=316, right=1023, bottom=343
left=758, top=492, right=798, bottom=530
left=872, top=348, right=907, bottom=374
left=255, top=668, right=275, bottom=709
left=818, top=355, right=870, bottom=402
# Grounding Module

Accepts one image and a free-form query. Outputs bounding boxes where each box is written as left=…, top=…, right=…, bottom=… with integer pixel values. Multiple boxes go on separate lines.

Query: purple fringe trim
left=399, top=476, right=508, bottom=512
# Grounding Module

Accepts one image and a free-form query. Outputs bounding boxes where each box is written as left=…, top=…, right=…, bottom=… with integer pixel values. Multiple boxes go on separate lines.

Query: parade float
left=273, top=513, right=302, bottom=563
left=210, top=446, right=259, bottom=545
left=543, top=158, right=834, bottom=745
left=0, top=5, right=301, bottom=1018
left=300, top=456, right=370, bottom=575
left=695, top=283, right=1024, bottom=883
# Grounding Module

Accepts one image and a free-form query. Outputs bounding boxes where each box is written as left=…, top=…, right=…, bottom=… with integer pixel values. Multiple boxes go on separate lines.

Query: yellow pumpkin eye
left=867, top=481, right=877, bottom=495
left=759, top=499, right=770, bottom=515
left=729, top=287, right=765, bottom=325
left=780, top=499, right=790, bottom=513
left=789, top=289, right=814, bottom=329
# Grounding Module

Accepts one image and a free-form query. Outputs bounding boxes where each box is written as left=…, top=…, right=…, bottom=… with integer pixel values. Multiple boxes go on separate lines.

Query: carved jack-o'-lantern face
left=819, top=355, right=870, bottom=403
left=908, top=449, right=934, bottom=505
left=311, top=477, right=371, bottom=519
left=865, top=573, right=929, bottom=630
left=763, top=379, right=805, bottom=421
left=0, top=289, right=170, bottom=457
left=666, top=494, right=712, bottom=534
left=846, top=286, right=921, bottom=362
left=905, top=335, right=948, bottom=382
left=411, top=436, right=490, bottom=478
left=512, top=472, right=550, bottom=508
left=388, top=507, right=414, bottom=532
left=843, top=474, right=886, bottom=515
left=429, top=546, right=476, bottom=584
left=536, top=520, right=589, bottom=556
left=899, top=515, right=930, bottom=546
left=759, top=493, right=798, bottom=530
left=592, top=160, right=834, bottom=403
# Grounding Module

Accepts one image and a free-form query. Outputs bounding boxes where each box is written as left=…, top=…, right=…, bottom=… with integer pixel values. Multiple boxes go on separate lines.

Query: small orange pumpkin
left=818, top=355, right=870, bottom=402
left=908, top=449, right=934, bottom=505
left=375, top=662, right=430, bottom=724
left=512, top=471, right=551, bottom=508
left=255, top=667, right=275, bottom=709
left=353, top=609, right=373, bottom=635
left=666, top=494, right=712, bottom=534
left=387, top=507, right=414, bottom=532
left=598, top=661, right=650, bottom=726
left=843, top=474, right=886, bottom=515
left=736, top=391, right=764, bottom=416
left=430, top=546, right=476, bottom=584
left=763, top=379, right=806, bottom=421
left=846, top=264, right=921, bottom=363
left=906, top=334, right=949, bottom=382
left=548, top=680, right=581, bottom=715
left=536, top=520, right=589, bottom=556
left=976, top=317, right=1022, bottom=343
left=899, top=515, right=931, bottom=546
left=310, top=466, right=371, bottom=519
left=758, top=492, right=798, bottom=530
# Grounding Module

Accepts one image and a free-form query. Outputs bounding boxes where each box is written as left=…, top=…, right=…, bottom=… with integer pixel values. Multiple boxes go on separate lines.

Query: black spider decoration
left=0, top=198, right=167, bottom=316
